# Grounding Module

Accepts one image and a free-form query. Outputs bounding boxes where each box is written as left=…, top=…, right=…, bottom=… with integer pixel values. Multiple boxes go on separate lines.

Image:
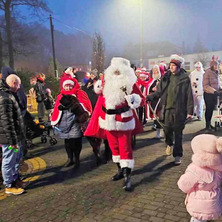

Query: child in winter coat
left=44, top=88, right=55, bottom=121
left=177, top=134, right=222, bottom=222
left=51, top=79, right=91, bottom=169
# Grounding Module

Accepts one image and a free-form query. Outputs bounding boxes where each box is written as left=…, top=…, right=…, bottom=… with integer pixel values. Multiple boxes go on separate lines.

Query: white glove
left=94, top=80, right=103, bottom=94
left=125, top=95, right=134, bottom=107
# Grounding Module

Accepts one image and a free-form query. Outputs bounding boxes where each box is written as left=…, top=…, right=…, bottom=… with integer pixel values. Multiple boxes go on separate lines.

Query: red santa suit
left=85, top=57, right=145, bottom=169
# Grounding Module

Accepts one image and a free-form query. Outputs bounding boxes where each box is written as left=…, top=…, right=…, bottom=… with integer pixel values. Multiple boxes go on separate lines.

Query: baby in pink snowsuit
left=177, top=134, right=222, bottom=222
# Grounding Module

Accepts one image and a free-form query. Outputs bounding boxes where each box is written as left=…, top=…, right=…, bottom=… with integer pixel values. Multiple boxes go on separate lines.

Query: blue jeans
left=1, top=142, right=22, bottom=187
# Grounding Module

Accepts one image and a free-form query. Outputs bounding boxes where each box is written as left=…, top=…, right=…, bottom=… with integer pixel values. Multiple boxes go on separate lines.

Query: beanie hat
left=46, top=88, right=51, bottom=93
left=62, top=79, right=75, bottom=88
left=170, top=54, right=185, bottom=68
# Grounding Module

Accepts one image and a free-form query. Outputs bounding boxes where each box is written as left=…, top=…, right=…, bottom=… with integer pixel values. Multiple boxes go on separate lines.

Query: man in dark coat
left=146, top=55, right=193, bottom=165
left=0, top=74, right=25, bottom=195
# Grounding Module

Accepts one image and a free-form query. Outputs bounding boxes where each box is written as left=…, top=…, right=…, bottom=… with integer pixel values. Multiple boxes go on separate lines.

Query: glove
left=214, top=91, right=220, bottom=96
left=125, top=95, right=134, bottom=105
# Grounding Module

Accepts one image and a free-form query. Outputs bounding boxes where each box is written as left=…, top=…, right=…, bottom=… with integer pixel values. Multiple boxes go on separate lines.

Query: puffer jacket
left=56, top=110, right=82, bottom=139
left=0, top=80, right=24, bottom=145
left=203, top=68, right=219, bottom=94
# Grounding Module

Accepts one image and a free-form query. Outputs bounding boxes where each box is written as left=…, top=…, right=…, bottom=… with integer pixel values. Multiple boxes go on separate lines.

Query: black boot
left=73, top=138, right=82, bottom=169
left=112, top=163, right=124, bottom=181
left=122, top=167, right=132, bottom=192
left=64, top=159, right=74, bottom=167
left=64, top=140, right=74, bottom=167
left=104, top=140, right=112, bottom=162
left=88, top=137, right=102, bottom=166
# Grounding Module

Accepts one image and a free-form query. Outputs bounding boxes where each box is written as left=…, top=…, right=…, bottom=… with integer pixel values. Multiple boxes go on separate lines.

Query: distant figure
left=203, top=59, right=219, bottom=131
left=44, top=88, right=55, bottom=121
left=189, top=62, right=205, bottom=120
left=178, top=134, right=222, bottom=222
left=147, top=65, right=162, bottom=138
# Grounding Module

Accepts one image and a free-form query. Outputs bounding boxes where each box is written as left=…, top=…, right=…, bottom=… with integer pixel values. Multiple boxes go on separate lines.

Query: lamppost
left=139, top=0, right=143, bottom=68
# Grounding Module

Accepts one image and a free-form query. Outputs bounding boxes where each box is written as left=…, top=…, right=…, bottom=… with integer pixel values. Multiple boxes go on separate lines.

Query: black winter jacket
left=0, top=80, right=24, bottom=145
left=146, top=69, right=194, bottom=125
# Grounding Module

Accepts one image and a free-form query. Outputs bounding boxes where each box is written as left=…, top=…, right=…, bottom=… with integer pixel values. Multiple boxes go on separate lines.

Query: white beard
left=103, top=74, right=134, bottom=109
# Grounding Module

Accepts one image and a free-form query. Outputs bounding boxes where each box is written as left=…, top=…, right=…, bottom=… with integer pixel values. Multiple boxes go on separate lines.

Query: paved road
left=0, top=116, right=222, bottom=222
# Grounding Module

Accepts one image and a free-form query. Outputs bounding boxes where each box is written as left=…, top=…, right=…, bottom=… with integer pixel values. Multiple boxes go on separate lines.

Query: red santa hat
left=62, top=79, right=75, bottom=89
left=170, top=54, right=185, bottom=68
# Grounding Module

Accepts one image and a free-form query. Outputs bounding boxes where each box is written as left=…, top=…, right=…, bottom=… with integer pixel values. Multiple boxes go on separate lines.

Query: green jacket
left=146, top=68, right=194, bottom=125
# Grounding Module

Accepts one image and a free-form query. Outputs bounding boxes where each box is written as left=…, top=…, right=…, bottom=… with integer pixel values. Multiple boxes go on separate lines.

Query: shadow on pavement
left=132, top=156, right=175, bottom=190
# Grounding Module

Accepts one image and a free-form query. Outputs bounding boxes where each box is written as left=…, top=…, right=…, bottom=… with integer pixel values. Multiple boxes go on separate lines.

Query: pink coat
left=177, top=152, right=222, bottom=220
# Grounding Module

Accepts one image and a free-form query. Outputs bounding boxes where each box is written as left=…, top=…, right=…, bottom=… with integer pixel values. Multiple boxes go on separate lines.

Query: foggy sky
left=17, top=0, right=222, bottom=55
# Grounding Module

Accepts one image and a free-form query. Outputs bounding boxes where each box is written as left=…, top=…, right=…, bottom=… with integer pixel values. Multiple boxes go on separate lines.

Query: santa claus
left=85, top=57, right=145, bottom=191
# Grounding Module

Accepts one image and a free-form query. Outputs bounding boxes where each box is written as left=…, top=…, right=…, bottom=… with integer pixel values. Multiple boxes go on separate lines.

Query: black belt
left=102, top=106, right=130, bottom=115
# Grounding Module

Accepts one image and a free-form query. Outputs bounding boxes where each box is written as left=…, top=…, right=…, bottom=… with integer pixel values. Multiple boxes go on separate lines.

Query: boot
left=64, top=144, right=74, bottom=167
left=64, top=159, right=74, bottom=167
left=104, top=140, right=112, bottom=162
left=112, top=163, right=124, bottom=181
left=73, top=142, right=82, bottom=169
left=122, top=167, right=132, bottom=192
left=88, top=137, right=102, bottom=166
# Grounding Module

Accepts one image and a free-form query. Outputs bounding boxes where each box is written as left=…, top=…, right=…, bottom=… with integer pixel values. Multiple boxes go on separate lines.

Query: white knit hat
left=62, top=79, right=75, bottom=88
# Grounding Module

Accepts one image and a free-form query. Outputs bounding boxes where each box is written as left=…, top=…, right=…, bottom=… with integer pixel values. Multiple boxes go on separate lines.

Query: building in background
left=148, top=50, right=222, bottom=72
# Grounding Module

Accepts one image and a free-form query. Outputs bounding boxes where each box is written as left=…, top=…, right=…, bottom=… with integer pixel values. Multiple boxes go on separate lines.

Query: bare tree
left=92, top=32, right=105, bottom=74
left=195, top=53, right=210, bottom=69
left=0, top=0, right=50, bottom=68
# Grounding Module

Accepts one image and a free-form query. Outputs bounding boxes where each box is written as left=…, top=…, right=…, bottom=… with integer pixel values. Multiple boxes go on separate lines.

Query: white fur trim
left=121, top=110, right=133, bottom=118
left=94, top=80, right=103, bottom=94
left=63, top=79, right=74, bottom=88
left=99, top=116, right=135, bottom=131
left=51, top=110, right=62, bottom=126
left=120, top=159, right=135, bottom=169
left=112, top=155, right=120, bottom=163
left=170, top=54, right=185, bottom=65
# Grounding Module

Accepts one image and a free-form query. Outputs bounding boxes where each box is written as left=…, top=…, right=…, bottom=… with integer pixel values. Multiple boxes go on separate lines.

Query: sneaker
left=155, top=129, right=161, bottom=139
left=174, top=156, right=181, bottom=165
left=5, top=187, right=25, bottom=195
left=197, top=116, right=202, bottom=121
left=165, top=145, right=173, bottom=156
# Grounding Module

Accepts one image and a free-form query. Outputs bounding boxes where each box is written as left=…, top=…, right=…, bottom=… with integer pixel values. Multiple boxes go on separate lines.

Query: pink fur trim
left=192, top=153, right=222, bottom=167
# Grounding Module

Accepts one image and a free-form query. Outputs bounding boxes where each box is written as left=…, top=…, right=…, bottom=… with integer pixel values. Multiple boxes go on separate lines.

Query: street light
left=139, top=0, right=143, bottom=68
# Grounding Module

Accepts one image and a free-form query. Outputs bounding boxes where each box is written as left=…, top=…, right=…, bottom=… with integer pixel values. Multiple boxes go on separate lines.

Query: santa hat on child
left=62, top=79, right=75, bottom=89
left=170, top=54, right=185, bottom=68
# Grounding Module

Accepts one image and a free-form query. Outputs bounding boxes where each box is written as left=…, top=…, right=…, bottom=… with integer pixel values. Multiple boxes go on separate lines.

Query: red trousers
left=106, top=130, right=134, bottom=169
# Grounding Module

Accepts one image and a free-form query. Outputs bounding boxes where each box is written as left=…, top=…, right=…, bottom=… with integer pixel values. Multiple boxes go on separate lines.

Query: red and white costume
left=51, top=78, right=92, bottom=126
left=85, top=57, right=145, bottom=169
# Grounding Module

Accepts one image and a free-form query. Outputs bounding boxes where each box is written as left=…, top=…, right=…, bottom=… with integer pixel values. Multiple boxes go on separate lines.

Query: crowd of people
left=0, top=54, right=222, bottom=222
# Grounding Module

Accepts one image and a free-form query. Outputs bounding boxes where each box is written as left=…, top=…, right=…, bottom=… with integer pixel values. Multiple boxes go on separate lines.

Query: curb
left=0, top=157, right=46, bottom=200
